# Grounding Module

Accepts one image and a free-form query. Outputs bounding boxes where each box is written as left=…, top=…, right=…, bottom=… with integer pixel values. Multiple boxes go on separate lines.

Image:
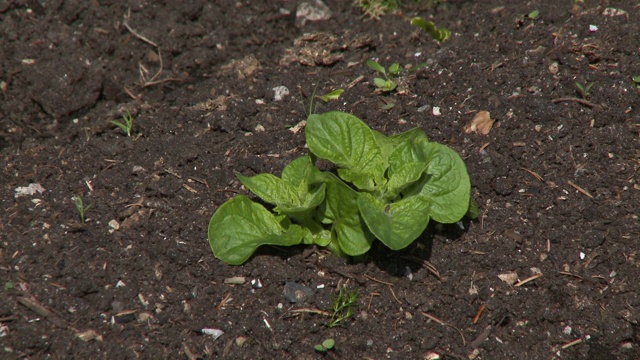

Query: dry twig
left=514, top=273, right=543, bottom=287
left=567, top=180, right=594, bottom=198
left=17, top=296, right=68, bottom=329
left=421, top=312, right=466, bottom=346
left=551, top=97, right=596, bottom=108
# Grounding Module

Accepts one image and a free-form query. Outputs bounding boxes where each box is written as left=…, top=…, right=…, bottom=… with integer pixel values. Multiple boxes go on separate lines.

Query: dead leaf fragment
left=77, top=329, right=103, bottom=342
left=464, top=111, right=495, bottom=135
left=498, top=272, right=518, bottom=285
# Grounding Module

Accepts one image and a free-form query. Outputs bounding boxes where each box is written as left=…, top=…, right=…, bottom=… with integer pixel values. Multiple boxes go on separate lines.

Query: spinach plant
left=208, top=111, right=477, bottom=265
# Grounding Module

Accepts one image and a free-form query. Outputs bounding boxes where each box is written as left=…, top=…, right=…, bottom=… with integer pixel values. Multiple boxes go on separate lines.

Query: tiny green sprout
left=380, top=98, right=395, bottom=111
left=410, top=17, right=451, bottom=43
left=112, top=111, right=134, bottom=137
left=575, top=81, right=595, bottom=99
left=632, top=76, right=640, bottom=88
left=314, top=339, right=335, bottom=352
left=72, top=195, right=91, bottom=224
left=328, top=287, right=359, bottom=328
left=316, top=89, right=344, bottom=103
left=4, top=282, right=14, bottom=290
left=367, top=60, right=399, bottom=92
left=526, top=10, right=540, bottom=20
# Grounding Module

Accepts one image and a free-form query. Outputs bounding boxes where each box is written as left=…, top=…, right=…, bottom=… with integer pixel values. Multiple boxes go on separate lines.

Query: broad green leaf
left=306, top=112, right=385, bottom=190
left=281, top=155, right=316, bottom=190
left=387, top=135, right=433, bottom=174
left=333, top=212, right=373, bottom=256
left=385, top=162, right=429, bottom=200
left=417, top=143, right=471, bottom=223
left=372, top=127, right=427, bottom=163
left=382, top=135, right=434, bottom=199
left=237, top=173, right=298, bottom=207
left=208, top=195, right=306, bottom=265
left=366, top=60, right=386, bottom=75
left=357, top=193, right=431, bottom=250
left=239, top=156, right=326, bottom=214
left=318, top=174, right=373, bottom=255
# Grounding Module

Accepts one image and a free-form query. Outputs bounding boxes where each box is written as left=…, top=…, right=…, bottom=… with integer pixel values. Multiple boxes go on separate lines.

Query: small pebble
left=283, top=282, right=313, bottom=303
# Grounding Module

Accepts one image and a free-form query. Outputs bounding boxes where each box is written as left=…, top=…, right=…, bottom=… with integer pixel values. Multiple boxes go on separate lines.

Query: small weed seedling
left=328, top=287, right=359, bottom=328
left=316, top=89, right=344, bottom=103
left=314, top=338, right=335, bottom=352
left=526, top=10, right=540, bottom=20
left=576, top=81, right=594, bottom=100
left=72, top=195, right=91, bottom=224
left=367, top=60, right=400, bottom=92
left=112, top=111, right=134, bottom=137
left=410, top=17, right=451, bottom=42
left=632, top=76, right=640, bottom=88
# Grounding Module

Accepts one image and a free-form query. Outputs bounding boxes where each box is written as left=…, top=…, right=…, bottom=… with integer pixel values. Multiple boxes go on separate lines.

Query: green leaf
left=306, top=112, right=386, bottom=191
left=366, top=60, right=386, bottom=75
left=388, top=63, right=401, bottom=77
left=318, top=174, right=373, bottom=255
left=237, top=173, right=298, bottom=207
left=380, top=102, right=395, bottom=110
left=357, top=193, right=431, bottom=250
left=415, top=143, right=471, bottom=223
left=208, top=195, right=306, bottom=265
left=238, top=156, right=326, bottom=214
left=385, top=162, right=429, bottom=200
left=322, top=339, right=335, bottom=349
left=373, top=77, right=388, bottom=89
left=527, top=10, right=540, bottom=19
left=411, top=17, right=451, bottom=42
left=316, top=89, right=344, bottom=102
left=373, top=127, right=427, bottom=163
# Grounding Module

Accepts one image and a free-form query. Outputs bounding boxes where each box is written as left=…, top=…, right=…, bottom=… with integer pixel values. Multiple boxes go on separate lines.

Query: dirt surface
left=2, top=1, right=640, bottom=359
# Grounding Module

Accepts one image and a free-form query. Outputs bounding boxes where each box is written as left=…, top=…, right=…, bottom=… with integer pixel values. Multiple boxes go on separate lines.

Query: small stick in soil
left=17, top=296, right=68, bottom=329
left=123, top=9, right=158, bottom=48
left=567, top=180, right=594, bottom=198
left=401, top=255, right=442, bottom=281
left=521, top=167, right=544, bottom=182
left=469, top=325, right=492, bottom=349
left=561, top=338, right=582, bottom=349
left=388, top=285, right=401, bottom=305
left=473, top=303, right=486, bottom=324
left=514, top=273, right=543, bottom=287
left=367, top=292, right=381, bottom=310
left=559, top=272, right=584, bottom=281
left=364, top=274, right=393, bottom=286
left=551, top=97, right=596, bottom=108
left=421, top=312, right=466, bottom=346
left=216, top=292, right=232, bottom=310
left=288, top=308, right=331, bottom=316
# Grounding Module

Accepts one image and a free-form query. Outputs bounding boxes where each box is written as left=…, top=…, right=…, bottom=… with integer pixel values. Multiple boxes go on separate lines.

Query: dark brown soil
left=2, top=1, right=639, bottom=359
